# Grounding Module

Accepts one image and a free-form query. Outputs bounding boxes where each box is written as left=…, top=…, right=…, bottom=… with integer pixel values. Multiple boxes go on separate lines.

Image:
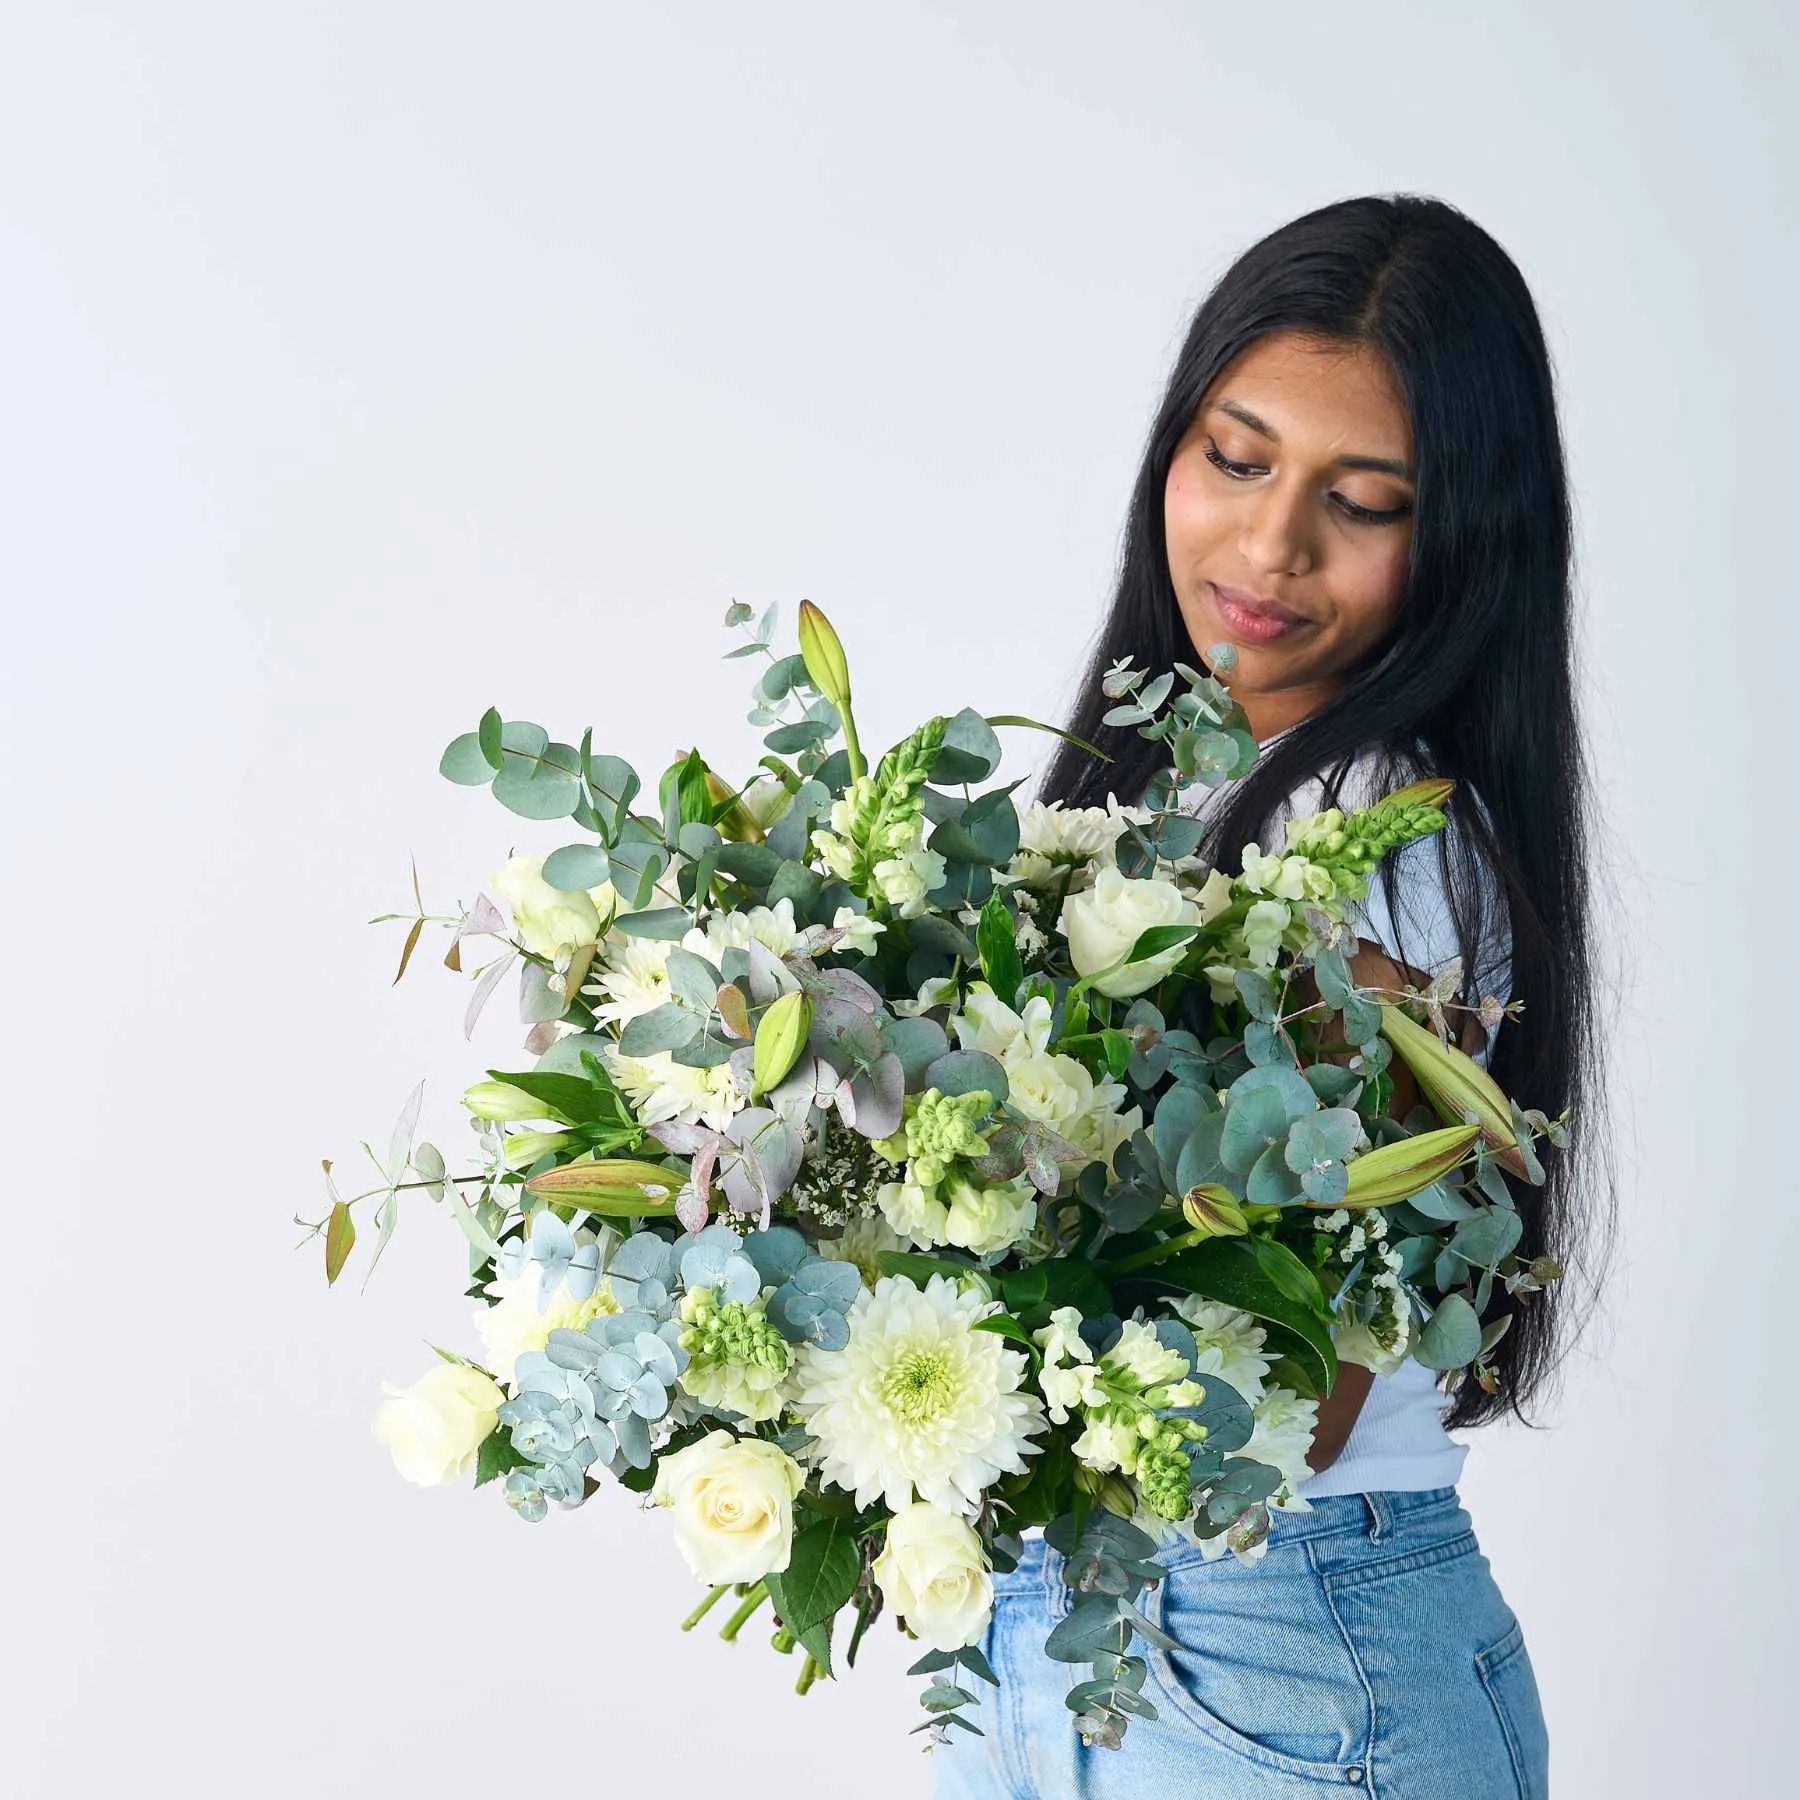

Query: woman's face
left=1164, top=330, right=1417, bottom=741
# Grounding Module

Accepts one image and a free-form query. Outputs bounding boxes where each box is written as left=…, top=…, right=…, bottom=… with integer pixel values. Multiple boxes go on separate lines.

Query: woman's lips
left=1211, top=582, right=1310, bottom=642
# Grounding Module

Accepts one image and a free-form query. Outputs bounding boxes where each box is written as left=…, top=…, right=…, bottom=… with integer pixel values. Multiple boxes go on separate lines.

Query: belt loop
left=1364, top=1492, right=1393, bottom=1543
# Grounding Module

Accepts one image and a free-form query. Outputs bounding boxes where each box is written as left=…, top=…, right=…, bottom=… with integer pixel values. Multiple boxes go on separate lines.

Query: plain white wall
left=4, top=2, right=1794, bottom=1793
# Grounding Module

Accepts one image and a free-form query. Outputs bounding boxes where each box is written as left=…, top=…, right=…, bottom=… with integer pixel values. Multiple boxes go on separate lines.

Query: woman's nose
left=1237, top=482, right=1315, bottom=579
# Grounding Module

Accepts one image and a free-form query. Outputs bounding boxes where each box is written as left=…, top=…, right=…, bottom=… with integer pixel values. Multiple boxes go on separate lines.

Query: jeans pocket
left=1476, top=1617, right=1550, bottom=1800
left=1140, top=1559, right=1371, bottom=1784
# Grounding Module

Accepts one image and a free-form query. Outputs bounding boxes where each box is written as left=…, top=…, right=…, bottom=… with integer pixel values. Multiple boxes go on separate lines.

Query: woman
left=931, top=195, right=1614, bottom=1798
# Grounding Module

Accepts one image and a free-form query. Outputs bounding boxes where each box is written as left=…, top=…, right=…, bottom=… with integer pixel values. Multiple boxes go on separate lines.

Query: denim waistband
left=990, top=1487, right=1462, bottom=1594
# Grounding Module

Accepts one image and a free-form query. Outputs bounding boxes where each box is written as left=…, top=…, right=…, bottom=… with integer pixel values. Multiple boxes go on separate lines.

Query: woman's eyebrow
left=1211, top=399, right=1414, bottom=481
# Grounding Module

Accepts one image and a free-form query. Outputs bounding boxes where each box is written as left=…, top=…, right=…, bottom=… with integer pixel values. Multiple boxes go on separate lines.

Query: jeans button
left=1346, top=1768, right=1365, bottom=1785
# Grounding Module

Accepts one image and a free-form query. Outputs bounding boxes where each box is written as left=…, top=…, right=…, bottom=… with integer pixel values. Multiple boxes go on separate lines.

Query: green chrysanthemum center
left=881, top=1345, right=958, bottom=1426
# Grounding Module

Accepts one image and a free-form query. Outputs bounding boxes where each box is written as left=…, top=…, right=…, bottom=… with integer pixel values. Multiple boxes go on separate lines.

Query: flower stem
left=1101, top=1227, right=1212, bottom=1277
left=719, top=1580, right=770, bottom=1641
left=796, top=1654, right=821, bottom=1695
left=681, top=1584, right=732, bottom=1631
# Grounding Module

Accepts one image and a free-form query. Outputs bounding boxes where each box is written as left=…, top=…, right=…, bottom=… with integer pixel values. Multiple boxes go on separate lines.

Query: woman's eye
left=1203, top=439, right=1263, bottom=480
left=1331, top=492, right=1412, bottom=525
left=1204, top=437, right=1411, bottom=525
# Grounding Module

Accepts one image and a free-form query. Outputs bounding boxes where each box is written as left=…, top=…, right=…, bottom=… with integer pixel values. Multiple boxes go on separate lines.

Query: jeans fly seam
left=1308, top=1534, right=1382, bottom=1788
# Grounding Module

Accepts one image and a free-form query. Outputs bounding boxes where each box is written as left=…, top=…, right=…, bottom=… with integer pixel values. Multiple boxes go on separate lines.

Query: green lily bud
left=463, top=1079, right=550, bottom=1122
left=1379, top=1003, right=1530, bottom=1180
left=797, top=600, right=851, bottom=714
left=524, top=1157, right=683, bottom=1216
left=1337, top=1121, right=1481, bottom=1209
left=751, top=990, right=813, bottom=1099
left=500, top=1129, right=574, bottom=1169
left=1180, top=1183, right=1250, bottom=1239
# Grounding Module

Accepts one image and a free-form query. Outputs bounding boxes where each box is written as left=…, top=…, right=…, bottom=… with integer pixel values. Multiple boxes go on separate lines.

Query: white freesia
left=372, top=1362, right=504, bottom=1487
left=473, top=1262, right=621, bottom=1391
left=873, top=1501, right=995, bottom=1652
left=820, top=905, right=885, bottom=956
left=877, top=1179, right=951, bottom=1249
left=1060, top=868, right=1201, bottom=998
left=950, top=987, right=1054, bottom=1064
left=650, top=1429, right=805, bottom=1585
left=1239, top=843, right=1336, bottom=905
left=491, top=854, right=618, bottom=959
left=1240, top=898, right=1292, bottom=970
left=790, top=1274, right=1048, bottom=1516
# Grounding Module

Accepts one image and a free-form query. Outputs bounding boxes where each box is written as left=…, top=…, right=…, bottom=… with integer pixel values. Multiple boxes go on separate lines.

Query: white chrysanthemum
left=1016, top=800, right=1130, bottom=863
left=473, top=1265, right=621, bottom=1391
left=586, top=934, right=675, bottom=1029
left=1168, top=1297, right=1274, bottom=1403
left=1246, top=1387, right=1320, bottom=1500
left=816, top=1212, right=909, bottom=1290
left=606, top=1048, right=742, bottom=1131
left=687, top=897, right=803, bottom=961
left=789, top=1274, right=1048, bottom=1516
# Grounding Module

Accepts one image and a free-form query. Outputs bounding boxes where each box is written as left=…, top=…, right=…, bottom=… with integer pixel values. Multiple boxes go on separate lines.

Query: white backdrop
left=5, top=3, right=1794, bottom=1794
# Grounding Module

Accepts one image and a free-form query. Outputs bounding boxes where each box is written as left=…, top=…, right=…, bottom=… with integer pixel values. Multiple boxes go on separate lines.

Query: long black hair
left=1041, top=194, right=1617, bottom=1430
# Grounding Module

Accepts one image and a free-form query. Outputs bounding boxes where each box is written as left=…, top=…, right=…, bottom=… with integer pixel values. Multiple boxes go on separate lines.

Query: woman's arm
left=1286, top=936, right=1489, bottom=1471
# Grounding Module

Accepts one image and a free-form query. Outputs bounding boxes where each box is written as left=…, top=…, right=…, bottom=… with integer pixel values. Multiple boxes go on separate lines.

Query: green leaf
left=613, top=906, right=693, bottom=941
left=484, top=1068, right=613, bottom=1125
left=1148, top=1237, right=1336, bottom=1395
left=1416, top=1292, right=1482, bottom=1369
left=324, top=1200, right=355, bottom=1284
left=542, top=844, right=611, bottom=891
left=929, top=707, right=1003, bottom=784
left=985, top=713, right=1112, bottom=763
left=478, top=707, right=504, bottom=769
left=1122, top=922, right=1199, bottom=967
left=976, top=894, right=1023, bottom=1009
left=494, top=740, right=582, bottom=820
left=765, top=1517, right=861, bottom=1651
left=439, top=732, right=498, bottom=786
left=475, top=1427, right=530, bottom=1487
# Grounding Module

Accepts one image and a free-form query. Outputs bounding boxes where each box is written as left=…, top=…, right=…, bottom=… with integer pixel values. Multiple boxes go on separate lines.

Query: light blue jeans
left=929, top=1487, right=1548, bottom=1798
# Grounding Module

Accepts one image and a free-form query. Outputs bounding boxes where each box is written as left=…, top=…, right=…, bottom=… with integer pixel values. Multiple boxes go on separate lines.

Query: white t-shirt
left=1176, top=727, right=1513, bottom=1496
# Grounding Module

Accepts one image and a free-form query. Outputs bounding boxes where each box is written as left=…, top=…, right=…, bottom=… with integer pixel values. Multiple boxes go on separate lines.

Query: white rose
left=1059, top=868, right=1200, bottom=998
left=490, top=854, right=616, bottom=959
left=372, top=1362, right=504, bottom=1486
left=651, top=1429, right=805, bottom=1585
left=873, top=1500, right=994, bottom=1652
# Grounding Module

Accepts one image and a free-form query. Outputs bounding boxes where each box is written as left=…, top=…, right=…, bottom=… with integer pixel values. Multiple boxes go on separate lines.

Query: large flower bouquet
left=312, top=602, right=1568, bottom=1751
